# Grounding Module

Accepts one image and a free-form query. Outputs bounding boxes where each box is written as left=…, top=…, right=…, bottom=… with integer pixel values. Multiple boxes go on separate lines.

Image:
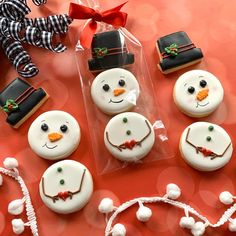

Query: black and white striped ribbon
left=0, top=0, right=72, bottom=78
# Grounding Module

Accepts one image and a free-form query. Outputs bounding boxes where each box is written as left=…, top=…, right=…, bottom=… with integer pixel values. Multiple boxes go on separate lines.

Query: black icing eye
left=60, top=124, right=68, bottom=133
left=118, top=79, right=125, bottom=87
left=200, top=80, right=207, bottom=88
left=103, top=84, right=110, bottom=92
left=187, top=86, right=195, bottom=94
left=41, top=123, right=48, bottom=131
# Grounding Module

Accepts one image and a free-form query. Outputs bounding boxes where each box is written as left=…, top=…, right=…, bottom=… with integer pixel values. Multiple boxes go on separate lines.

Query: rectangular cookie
left=156, top=31, right=203, bottom=74
left=0, top=78, right=49, bottom=128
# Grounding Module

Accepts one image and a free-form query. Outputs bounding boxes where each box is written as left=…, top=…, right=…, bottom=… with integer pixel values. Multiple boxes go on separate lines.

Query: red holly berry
left=7, top=104, right=13, bottom=110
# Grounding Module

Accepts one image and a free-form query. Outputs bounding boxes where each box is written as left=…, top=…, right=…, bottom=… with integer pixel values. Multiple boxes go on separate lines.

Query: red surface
left=0, top=0, right=236, bottom=235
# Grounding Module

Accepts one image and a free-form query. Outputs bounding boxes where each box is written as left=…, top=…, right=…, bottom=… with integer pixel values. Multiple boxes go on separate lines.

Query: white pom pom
left=8, top=199, right=24, bottom=215
left=0, top=174, right=3, bottom=186
left=219, top=191, right=234, bottom=205
left=166, top=183, right=181, bottom=200
left=191, top=222, right=205, bottom=236
left=112, top=223, right=126, bottom=236
left=136, top=205, right=152, bottom=222
left=12, top=219, right=25, bottom=234
left=3, top=158, right=18, bottom=169
left=179, top=216, right=195, bottom=229
left=98, top=198, right=114, bottom=214
left=229, top=219, right=236, bottom=232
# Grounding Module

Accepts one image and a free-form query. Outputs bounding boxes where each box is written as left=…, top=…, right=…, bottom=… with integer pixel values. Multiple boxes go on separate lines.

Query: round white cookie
left=104, top=112, right=155, bottom=162
left=28, top=110, right=81, bottom=160
left=91, top=68, right=140, bottom=115
left=173, top=70, right=224, bottom=117
left=179, top=122, right=232, bottom=171
left=39, top=160, right=93, bottom=214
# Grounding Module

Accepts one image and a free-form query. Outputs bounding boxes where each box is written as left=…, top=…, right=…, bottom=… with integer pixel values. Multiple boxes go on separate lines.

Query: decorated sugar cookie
left=91, top=68, right=140, bottom=115
left=88, top=30, right=134, bottom=72
left=104, top=112, right=155, bottom=162
left=179, top=122, right=232, bottom=171
left=156, top=31, right=203, bottom=74
left=28, top=110, right=81, bottom=160
left=0, top=78, right=49, bottom=128
left=173, top=70, right=224, bottom=117
left=39, top=160, right=93, bottom=214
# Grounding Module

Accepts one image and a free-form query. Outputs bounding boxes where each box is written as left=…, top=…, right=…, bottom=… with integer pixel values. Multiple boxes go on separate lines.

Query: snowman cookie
left=39, top=160, right=93, bottom=214
left=104, top=112, right=155, bottom=162
left=173, top=70, right=224, bottom=117
left=28, top=110, right=81, bottom=160
left=179, top=122, right=232, bottom=171
left=91, top=68, right=140, bottom=115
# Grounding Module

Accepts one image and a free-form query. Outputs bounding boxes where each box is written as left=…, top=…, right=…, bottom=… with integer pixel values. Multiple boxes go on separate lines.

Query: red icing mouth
left=124, top=140, right=137, bottom=150
left=197, top=147, right=214, bottom=157
left=57, top=191, right=70, bottom=201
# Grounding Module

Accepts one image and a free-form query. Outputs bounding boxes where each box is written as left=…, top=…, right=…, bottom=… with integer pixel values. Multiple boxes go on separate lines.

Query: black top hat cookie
left=156, top=31, right=203, bottom=74
left=0, top=78, right=49, bottom=128
left=88, top=30, right=134, bottom=72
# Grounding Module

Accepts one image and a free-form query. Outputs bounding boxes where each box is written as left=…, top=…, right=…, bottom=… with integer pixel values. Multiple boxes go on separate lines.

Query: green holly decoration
left=164, top=43, right=178, bottom=56
left=94, top=47, right=108, bottom=58
left=2, top=99, right=18, bottom=113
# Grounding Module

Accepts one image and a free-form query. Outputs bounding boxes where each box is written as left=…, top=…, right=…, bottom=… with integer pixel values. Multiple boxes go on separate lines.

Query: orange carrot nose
left=114, top=88, right=126, bottom=96
left=48, top=133, right=63, bottom=142
left=196, top=89, right=209, bottom=101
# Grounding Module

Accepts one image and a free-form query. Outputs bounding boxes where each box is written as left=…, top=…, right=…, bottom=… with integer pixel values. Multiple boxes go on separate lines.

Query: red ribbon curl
left=69, top=2, right=128, bottom=48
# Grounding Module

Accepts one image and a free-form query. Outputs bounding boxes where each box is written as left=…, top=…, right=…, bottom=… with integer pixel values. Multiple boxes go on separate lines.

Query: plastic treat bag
left=69, top=0, right=173, bottom=174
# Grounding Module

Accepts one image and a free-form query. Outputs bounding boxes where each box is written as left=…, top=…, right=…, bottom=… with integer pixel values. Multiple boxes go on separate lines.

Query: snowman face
left=180, top=122, right=232, bottom=171
left=104, top=112, right=155, bottom=162
left=174, top=70, right=224, bottom=117
left=91, top=68, right=140, bottom=115
left=28, top=111, right=81, bottom=160
left=39, top=160, right=93, bottom=214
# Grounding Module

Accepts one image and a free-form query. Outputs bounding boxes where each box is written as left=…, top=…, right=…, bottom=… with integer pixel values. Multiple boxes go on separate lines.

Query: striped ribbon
left=0, top=0, right=72, bottom=78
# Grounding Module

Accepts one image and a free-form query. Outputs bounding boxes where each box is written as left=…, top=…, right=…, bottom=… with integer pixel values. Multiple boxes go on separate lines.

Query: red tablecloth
left=1, top=0, right=236, bottom=235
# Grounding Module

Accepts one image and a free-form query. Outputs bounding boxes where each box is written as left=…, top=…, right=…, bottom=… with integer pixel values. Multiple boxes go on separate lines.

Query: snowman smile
left=109, top=98, right=124, bottom=104
left=196, top=101, right=209, bottom=108
left=42, top=142, right=58, bottom=150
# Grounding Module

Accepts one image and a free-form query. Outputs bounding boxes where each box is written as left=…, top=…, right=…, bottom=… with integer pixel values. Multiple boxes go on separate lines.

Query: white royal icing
left=28, top=110, right=81, bottom=160
left=180, top=122, right=233, bottom=171
left=39, top=160, right=93, bottom=214
left=91, top=68, right=140, bottom=115
left=173, top=70, right=224, bottom=117
left=104, top=112, right=155, bottom=162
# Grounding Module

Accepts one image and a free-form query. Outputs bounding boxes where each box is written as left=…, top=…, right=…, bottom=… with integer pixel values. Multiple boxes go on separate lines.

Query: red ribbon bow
left=69, top=2, right=128, bottom=48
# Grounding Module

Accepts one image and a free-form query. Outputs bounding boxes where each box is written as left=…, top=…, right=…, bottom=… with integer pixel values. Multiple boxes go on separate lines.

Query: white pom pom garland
left=12, top=219, right=25, bottom=234
left=0, top=157, right=39, bottom=236
left=228, top=219, right=236, bottom=232
left=112, top=223, right=126, bottom=236
left=191, top=222, right=206, bottom=236
left=179, top=216, right=195, bottom=229
left=219, top=191, right=234, bottom=205
left=3, top=157, right=18, bottom=169
left=100, top=184, right=236, bottom=236
left=166, top=183, right=181, bottom=200
left=8, top=199, right=25, bottom=215
left=98, top=198, right=115, bottom=214
left=136, top=202, right=152, bottom=222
